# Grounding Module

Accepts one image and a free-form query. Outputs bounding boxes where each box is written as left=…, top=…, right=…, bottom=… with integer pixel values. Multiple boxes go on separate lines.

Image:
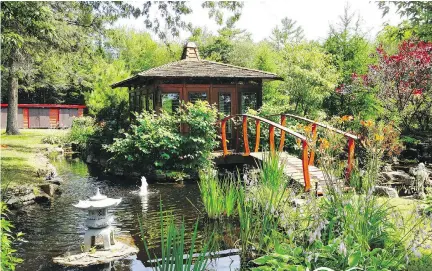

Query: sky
left=116, top=0, right=404, bottom=42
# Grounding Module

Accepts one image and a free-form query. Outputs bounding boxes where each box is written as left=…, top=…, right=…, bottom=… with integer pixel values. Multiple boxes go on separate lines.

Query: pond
left=12, top=157, right=241, bottom=271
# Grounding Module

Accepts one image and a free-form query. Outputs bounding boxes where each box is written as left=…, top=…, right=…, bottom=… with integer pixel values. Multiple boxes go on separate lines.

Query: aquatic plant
left=237, top=178, right=288, bottom=259
left=198, top=170, right=239, bottom=219
left=139, top=202, right=212, bottom=271
left=259, top=152, right=285, bottom=190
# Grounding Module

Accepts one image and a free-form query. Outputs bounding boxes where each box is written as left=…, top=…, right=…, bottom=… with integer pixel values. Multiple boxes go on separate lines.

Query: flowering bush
left=367, top=41, right=432, bottom=132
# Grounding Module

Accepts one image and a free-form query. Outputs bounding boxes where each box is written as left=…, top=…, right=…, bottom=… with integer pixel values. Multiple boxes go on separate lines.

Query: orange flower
left=360, top=120, right=374, bottom=127
left=341, top=115, right=354, bottom=122
left=295, top=138, right=301, bottom=147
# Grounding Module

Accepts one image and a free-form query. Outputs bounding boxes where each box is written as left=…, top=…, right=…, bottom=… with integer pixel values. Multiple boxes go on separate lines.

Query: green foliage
left=378, top=2, right=432, bottom=41
left=1, top=202, right=23, bottom=271
left=245, top=126, right=428, bottom=271
left=41, top=134, right=64, bottom=145
left=106, top=101, right=218, bottom=174
left=67, top=116, right=97, bottom=151
left=139, top=202, right=211, bottom=271
left=259, top=153, right=286, bottom=190
left=278, top=42, right=339, bottom=116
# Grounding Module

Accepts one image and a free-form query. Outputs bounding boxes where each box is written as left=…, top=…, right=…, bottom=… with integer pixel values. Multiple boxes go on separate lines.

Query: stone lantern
left=73, top=188, right=122, bottom=252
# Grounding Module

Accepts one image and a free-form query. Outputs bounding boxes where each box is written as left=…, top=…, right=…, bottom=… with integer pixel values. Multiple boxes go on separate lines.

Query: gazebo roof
left=111, top=42, right=282, bottom=88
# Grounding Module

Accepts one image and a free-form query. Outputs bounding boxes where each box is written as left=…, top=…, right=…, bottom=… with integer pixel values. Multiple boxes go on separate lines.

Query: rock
left=7, top=193, right=36, bottom=209
left=401, top=148, right=419, bottom=160
left=53, top=237, right=138, bottom=267
left=34, top=191, right=51, bottom=203
left=86, top=154, right=94, bottom=164
left=382, top=164, right=393, bottom=172
left=373, top=186, right=399, bottom=198
left=414, top=192, right=426, bottom=200
left=382, top=171, right=415, bottom=185
left=45, top=163, right=57, bottom=180
left=39, top=183, right=58, bottom=197
left=47, top=176, right=63, bottom=185
left=291, top=198, right=306, bottom=207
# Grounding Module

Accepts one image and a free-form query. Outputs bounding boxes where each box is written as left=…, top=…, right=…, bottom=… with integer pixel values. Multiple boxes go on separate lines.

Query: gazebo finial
left=181, top=41, right=200, bottom=61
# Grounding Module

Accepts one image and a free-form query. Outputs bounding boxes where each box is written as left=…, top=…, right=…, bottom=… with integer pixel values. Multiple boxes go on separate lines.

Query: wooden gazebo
left=111, top=42, right=282, bottom=118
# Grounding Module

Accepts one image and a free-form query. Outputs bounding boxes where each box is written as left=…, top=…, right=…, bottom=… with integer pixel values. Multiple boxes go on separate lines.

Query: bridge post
left=308, top=123, right=317, bottom=165
left=302, top=140, right=311, bottom=192
left=254, top=120, right=261, bottom=152
left=221, top=119, right=228, bottom=156
left=269, top=125, right=275, bottom=153
left=242, top=116, right=250, bottom=156
left=346, top=138, right=355, bottom=180
left=279, top=115, right=287, bottom=152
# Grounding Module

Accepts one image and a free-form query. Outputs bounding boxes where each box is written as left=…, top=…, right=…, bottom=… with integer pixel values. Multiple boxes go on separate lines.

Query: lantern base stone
left=53, top=235, right=138, bottom=267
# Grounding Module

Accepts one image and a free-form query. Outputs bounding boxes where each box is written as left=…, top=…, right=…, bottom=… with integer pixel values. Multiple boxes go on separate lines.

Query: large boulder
left=373, top=186, right=399, bottom=198
left=39, top=183, right=59, bottom=197
left=382, top=171, right=415, bottom=185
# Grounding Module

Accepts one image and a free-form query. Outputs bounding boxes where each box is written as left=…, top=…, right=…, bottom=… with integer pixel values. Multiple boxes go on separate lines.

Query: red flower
left=413, top=89, right=423, bottom=95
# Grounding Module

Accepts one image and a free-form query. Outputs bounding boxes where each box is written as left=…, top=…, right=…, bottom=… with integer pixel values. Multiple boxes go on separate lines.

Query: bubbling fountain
left=139, top=176, right=148, bottom=196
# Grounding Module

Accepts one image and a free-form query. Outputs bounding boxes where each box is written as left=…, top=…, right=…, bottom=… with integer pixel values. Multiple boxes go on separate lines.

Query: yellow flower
left=304, top=124, right=312, bottom=133
left=296, top=138, right=301, bottom=147
left=319, top=138, right=330, bottom=150
left=375, top=134, right=384, bottom=141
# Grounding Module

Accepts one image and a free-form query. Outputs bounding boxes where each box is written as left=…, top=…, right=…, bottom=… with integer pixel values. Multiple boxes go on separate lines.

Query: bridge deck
left=213, top=151, right=328, bottom=190
left=249, top=152, right=327, bottom=189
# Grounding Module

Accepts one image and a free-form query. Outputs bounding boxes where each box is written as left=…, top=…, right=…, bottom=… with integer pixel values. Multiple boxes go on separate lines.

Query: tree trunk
left=6, top=48, right=20, bottom=135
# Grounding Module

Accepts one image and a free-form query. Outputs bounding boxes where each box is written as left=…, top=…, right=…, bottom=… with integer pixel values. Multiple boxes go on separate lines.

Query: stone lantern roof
left=73, top=188, right=121, bottom=210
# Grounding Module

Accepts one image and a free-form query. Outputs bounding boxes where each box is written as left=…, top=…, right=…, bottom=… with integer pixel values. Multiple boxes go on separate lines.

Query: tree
left=367, top=41, right=432, bottom=132
left=279, top=42, right=338, bottom=116
left=322, top=4, right=376, bottom=118
left=270, top=17, right=304, bottom=50
left=1, top=1, right=135, bottom=134
left=378, top=2, right=432, bottom=41
left=1, top=2, right=243, bottom=135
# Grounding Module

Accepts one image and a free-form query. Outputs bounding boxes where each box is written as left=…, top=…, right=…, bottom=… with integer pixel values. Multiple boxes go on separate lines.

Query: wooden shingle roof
left=111, top=42, right=282, bottom=88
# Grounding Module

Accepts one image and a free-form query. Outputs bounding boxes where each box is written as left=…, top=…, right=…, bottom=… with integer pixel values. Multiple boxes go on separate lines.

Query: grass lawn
left=1, top=129, right=68, bottom=188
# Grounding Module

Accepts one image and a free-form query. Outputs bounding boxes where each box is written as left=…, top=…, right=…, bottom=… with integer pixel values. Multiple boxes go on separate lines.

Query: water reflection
left=12, top=157, right=241, bottom=271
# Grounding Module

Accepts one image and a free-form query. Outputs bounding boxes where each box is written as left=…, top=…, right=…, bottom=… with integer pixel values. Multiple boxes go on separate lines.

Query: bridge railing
left=220, top=114, right=312, bottom=191
left=275, top=114, right=358, bottom=180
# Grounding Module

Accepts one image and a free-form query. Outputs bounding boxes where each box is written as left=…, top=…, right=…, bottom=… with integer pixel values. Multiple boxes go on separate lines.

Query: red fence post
left=243, top=115, right=250, bottom=156
left=269, top=125, right=275, bottom=153
left=346, top=138, right=355, bottom=181
left=279, top=115, right=287, bottom=152
left=221, top=119, right=228, bottom=156
left=254, top=119, right=261, bottom=153
left=302, top=139, right=311, bottom=192
left=309, top=123, right=317, bottom=165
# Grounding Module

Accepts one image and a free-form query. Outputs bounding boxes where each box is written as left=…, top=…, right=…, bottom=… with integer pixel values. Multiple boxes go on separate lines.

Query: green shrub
left=41, top=135, right=64, bottom=145
left=67, top=116, right=98, bottom=151
left=106, top=101, right=218, bottom=174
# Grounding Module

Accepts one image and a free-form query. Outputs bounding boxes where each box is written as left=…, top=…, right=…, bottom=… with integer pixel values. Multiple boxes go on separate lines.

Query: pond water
left=12, top=157, right=241, bottom=271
